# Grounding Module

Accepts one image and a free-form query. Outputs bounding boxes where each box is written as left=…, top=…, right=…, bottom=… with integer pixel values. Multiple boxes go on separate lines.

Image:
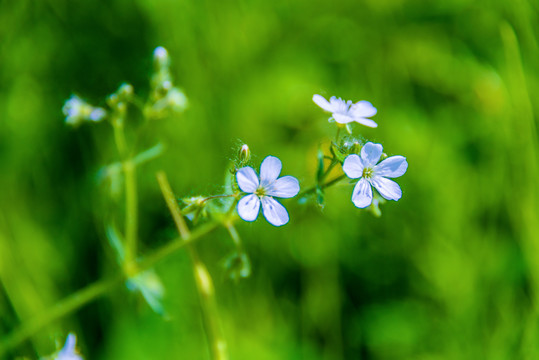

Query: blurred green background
left=1, top=0, right=538, bottom=359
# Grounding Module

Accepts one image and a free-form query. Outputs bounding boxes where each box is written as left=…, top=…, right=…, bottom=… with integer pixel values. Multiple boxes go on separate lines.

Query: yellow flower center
left=362, top=167, right=374, bottom=179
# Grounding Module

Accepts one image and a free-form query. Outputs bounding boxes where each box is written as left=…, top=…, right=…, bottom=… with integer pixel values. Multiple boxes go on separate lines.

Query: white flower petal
left=237, top=194, right=261, bottom=221
left=343, top=154, right=364, bottom=179
left=266, top=176, right=300, bottom=198
left=360, top=142, right=383, bottom=167
left=329, top=96, right=347, bottom=112
left=353, top=117, right=378, bottom=128
left=374, top=156, right=408, bottom=178
left=370, top=176, right=402, bottom=201
left=260, top=156, right=282, bottom=186
left=61, top=334, right=77, bottom=354
left=57, top=333, right=83, bottom=360
left=351, top=100, right=377, bottom=118
left=313, top=94, right=334, bottom=112
left=261, top=197, right=289, bottom=226
left=351, top=178, right=373, bottom=208
left=236, top=167, right=259, bottom=193
left=333, top=113, right=354, bottom=124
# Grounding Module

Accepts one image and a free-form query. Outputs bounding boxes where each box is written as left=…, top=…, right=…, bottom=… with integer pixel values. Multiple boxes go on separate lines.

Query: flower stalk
left=111, top=117, right=138, bottom=273
left=156, top=171, right=229, bottom=360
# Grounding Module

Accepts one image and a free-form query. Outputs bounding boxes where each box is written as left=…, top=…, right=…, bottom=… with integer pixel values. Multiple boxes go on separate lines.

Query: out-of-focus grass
left=1, top=0, right=538, bottom=359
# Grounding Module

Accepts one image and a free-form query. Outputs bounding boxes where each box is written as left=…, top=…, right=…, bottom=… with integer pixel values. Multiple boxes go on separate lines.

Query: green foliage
left=1, top=0, right=538, bottom=359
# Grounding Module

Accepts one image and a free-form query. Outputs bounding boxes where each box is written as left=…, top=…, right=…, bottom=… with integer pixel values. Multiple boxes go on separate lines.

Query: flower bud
left=153, top=46, right=170, bottom=69
left=166, top=87, right=188, bottom=112
left=107, top=93, right=119, bottom=107
left=118, top=83, right=134, bottom=99
left=238, top=144, right=250, bottom=166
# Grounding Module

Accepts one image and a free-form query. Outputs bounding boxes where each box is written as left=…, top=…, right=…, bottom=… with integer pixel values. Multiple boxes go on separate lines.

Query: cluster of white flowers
left=313, top=94, right=408, bottom=209
left=232, top=94, right=407, bottom=226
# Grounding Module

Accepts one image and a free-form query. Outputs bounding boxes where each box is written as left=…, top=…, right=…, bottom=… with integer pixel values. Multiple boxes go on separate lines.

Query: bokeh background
left=1, top=0, right=539, bottom=359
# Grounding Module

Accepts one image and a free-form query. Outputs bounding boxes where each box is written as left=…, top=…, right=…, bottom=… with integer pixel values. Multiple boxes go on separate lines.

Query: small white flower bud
left=107, top=93, right=119, bottom=107
left=153, top=46, right=169, bottom=68
left=166, top=87, right=188, bottom=112
left=238, top=144, right=250, bottom=165
left=162, top=80, right=172, bottom=91
left=118, top=83, right=134, bottom=98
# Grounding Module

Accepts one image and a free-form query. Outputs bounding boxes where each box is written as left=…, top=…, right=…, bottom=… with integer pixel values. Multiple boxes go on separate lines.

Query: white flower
left=236, top=156, right=300, bottom=226
left=56, top=333, right=83, bottom=360
left=312, top=94, right=377, bottom=128
left=343, top=142, right=408, bottom=208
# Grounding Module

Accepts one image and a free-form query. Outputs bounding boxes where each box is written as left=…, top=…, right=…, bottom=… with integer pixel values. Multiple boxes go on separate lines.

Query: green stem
left=335, top=126, right=342, bottom=142
left=201, top=194, right=236, bottom=204
left=112, top=121, right=128, bottom=159
left=300, top=174, right=347, bottom=198
left=124, top=160, right=138, bottom=270
left=112, top=120, right=138, bottom=272
left=319, top=160, right=338, bottom=184
left=156, top=171, right=229, bottom=360
left=225, top=222, right=242, bottom=249
left=0, top=220, right=222, bottom=357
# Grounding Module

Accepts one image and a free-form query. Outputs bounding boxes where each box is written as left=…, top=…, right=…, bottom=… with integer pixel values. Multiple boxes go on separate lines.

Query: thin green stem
left=319, top=160, right=338, bottom=184
left=299, top=174, right=347, bottom=198
left=0, top=220, right=222, bottom=357
left=112, top=120, right=138, bottom=272
left=201, top=194, right=236, bottom=204
left=124, top=160, right=138, bottom=270
left=156, top=171, right=228, bottom=360
left=335, top=126, right=342, bottom=142
left=225, top=222, right=242, bottom=249
left=0, top=276, right=121, bottom=357
left=112, top=121, right=128, bottom=159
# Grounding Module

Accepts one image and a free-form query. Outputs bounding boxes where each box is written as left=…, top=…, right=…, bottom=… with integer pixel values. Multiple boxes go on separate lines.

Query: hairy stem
left=156, top=171, right=228, bottom=360
left=201, top=194, right=236, bottom=204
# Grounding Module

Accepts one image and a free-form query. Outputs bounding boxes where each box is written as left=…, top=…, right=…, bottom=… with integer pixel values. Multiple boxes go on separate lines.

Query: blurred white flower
left=63, top=95, right=106, bottom=126
left=55, top=333, right=83, bottom=360
left=343, top=142, right=408, bottom=208
left=236, top=156, right=300, bottom=226
left=313, top=94, right=377, bottom=128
